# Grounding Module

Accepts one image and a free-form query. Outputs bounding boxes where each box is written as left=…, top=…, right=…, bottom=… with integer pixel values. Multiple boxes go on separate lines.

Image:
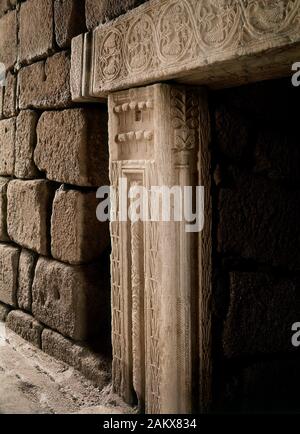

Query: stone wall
left=0, top=0, right=111, bottom=389
left=211, top=78, right=300, bottom=413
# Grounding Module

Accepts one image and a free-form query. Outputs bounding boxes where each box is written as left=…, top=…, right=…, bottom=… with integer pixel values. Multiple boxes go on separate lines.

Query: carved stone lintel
left=71, top=0, right=300, bottom=100
left=109, top=83, right=211, bottom=413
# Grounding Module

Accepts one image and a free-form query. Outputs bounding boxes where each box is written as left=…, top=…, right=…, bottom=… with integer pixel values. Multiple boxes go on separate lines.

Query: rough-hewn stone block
left=0, top=1, right=11, bottom=19
left=223, top=272, right=300, bottom=358
left=2, top=71, right=16, bottom=118
left=42, top=329, right=111, bottom=388
left=0, top=302, right=11, bottom=321
left=218, top=173, right=300, bottom=270
left=0, top=117, right=15, bottom=176
left=17, top=249, right=37, bottom=312
left=7, top=180, right=54, bottom=255
left=0, top=177, right=9, bottom=241
left=0, top=10, right=17, bottom=70
left=18, top=51, right=72, bottom=109
left=51, top=188, right=109, bottom=264
left=35, top=108, right=108, bottom=187
left=32, top=257, right=108, bottom=340
left=15, top=110, right=39, bottom=179
left=0, top=244, right=19, bottom=306
left=19, top=0, right=54, bottom=65
left=54, top=0, right=86, bottom=48
left=85, top=0, right=146, bottom=30
left=6, top=310, right=43, bottom=347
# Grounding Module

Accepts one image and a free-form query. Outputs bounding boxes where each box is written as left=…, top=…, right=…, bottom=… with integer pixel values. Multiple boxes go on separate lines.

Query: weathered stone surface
left=0, top=118, right=15, bottom=176
left=0, top=244, right=19, bottom=307
left=218, top=173, right=300, bottom=271
left=32, top=257, right=109, bottom=340
left=0, top=87, right=4, bottom=119
left=0, top=177, right=9, bottom=241
left=42, top=329, right=111, bottom=388
left=0, top=302, right=11, bottom=321
left=6, top=310, right=43, bottom=348
left=7, top=180, right=54, bottom=255
left=51, top=188, right=110, bottom=264
left=0, top=10, right=17, bottom=70
left=0, top=1, right=11, bottom=19
left=15, top=110, right=39, bottom=179
left=85, top=0, right=146, bottom=30
left=35, top=108, right=108, bottom=187
left=19, top=0, right=54, bottom=65
left=18, top=51, right=72, bottom=109
left=17, top=249, right=37, bottom=312
left=2, top=71, right=16, bottom=118
left=54, top=0, right=86, bottom=48
left=223, top=272, right=300, bottom=358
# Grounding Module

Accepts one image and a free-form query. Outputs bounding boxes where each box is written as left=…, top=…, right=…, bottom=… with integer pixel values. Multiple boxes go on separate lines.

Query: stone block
left=0, top=117, right=15, bottom=176
left=32, top=257, right=109, bottom=340
left=2, top=71, right=17, bottom=118
left=51, top=188, right=110, bottom=264
left=6, top=310, right=43, bottom=348
left=7, top=180, right=54, bottom=255
left=0, top=1, right=11, bottom=19
left=19, top=0, right=54, bottom=65
left=223, top=272, right=300, bottom=358
left=0, top=177, right=9, bottom=241
left=35, top=108, right=108, bottom=187
left=17, top=249, right=37, bottom=312
left=218, top=173, right=300, bottom=271
left=0, top=10, right=17, bottom=70
left=0, top=302, right=11, bottom=321
left=18, top=51, right=72, bottom=109
left=85, top=0, right=146, bottom=30
left=42, top=329, right=111, bottom=388
left=54, top=0, right=86, bottom=48
left=15, top=110, right=39, bottom=179
left=0, top=243, right=19, bottom=306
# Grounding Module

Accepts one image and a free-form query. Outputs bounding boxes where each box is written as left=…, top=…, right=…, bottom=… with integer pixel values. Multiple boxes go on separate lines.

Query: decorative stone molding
left=108, top=83, right=211, bottom=413
left=71, top=0, right=300, bottom=100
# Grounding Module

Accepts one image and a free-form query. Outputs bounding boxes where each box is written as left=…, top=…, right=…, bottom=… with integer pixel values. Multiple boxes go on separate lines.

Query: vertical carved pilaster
left=108, top=83, right=211, bottom=413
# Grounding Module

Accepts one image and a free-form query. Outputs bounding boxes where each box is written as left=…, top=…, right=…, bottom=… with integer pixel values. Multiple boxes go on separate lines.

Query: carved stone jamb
left=108, top=83, right=211, bottom=414
left=71, top=0, right=300, bottom=101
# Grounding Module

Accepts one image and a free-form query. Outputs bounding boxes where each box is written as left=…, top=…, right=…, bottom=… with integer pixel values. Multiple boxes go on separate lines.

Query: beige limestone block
left=15, top=110, right=39, bottom=179
left=19, top=0, right=54, bottom=65
left=0, top=10, right=17, bottom=70
left=18, top=51, right=72, bottom=110
left=0, top=117, right=15, bottom=176
left=0, top=243, right=20, bottom=307
left=17, top=249, right=37, bottom=312
left=7, top=180, right=54, bottom=255
left=54, top=0, right=86, bottom=48
left=51, top=188, right=110, bottom=265
left=6, top=310, right=43, bottom=348
left=32, top=257, right=108, bottom=341
left=42, top=329, right=111, bottom=388
left=35, top=108, right=108, bottom=187
left=2, top=71, right=16, bottom=118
